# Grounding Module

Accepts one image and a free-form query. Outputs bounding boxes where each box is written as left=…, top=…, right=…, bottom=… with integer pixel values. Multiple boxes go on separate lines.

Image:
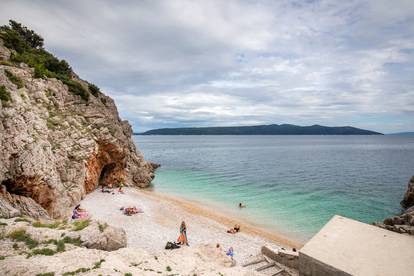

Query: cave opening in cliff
left=1, top=177, right=54, bottom=212
left=2, top=179, right=24, bottom=195
left=99, top=163, right=116, bottom=187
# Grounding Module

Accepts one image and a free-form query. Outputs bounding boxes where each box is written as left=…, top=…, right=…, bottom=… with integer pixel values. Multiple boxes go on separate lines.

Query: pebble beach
left=81, top=187, right=302, bottom=265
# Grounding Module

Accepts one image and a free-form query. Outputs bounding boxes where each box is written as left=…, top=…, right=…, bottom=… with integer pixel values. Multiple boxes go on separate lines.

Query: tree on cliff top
left=0, top=20, right=100, bottom=102
left=0, top=20, right=43, bottom=52
left=8, top=20, right=44, bottom=48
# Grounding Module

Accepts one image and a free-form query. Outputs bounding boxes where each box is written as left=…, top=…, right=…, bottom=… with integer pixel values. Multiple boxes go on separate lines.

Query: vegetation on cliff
left=0, top=20, right=100, bottom=101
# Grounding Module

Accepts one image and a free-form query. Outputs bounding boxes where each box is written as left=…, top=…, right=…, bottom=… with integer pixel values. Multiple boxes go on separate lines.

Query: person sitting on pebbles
left=227, top=224, right=241, bottom=234
left=226, top=247, right=234, bottom=259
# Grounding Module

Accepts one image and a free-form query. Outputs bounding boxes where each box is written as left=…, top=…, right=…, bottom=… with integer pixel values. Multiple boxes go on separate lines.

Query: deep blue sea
left=134, top=135, right=414, bottom=242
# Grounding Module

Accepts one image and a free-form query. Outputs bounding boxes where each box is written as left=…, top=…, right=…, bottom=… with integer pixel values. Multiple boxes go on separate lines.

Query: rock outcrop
left=0, top=34, right=155, bottom=219
left=75, top=220, right=127, bottom=251
left=375, top=176, right=414, bottom=235
left=401, top=175, right=414, bottom=209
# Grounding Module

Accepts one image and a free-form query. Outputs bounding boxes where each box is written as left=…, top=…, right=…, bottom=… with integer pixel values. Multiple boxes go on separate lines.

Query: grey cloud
left=0, top=0, right=413, bottom=132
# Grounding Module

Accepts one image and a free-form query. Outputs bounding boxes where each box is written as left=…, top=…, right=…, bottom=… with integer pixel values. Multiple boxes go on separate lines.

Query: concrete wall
left=298, top=215, right=414, bottom=276
left=261, top=246, right=299, bottom=269
left=299, top=252, right=351, bottom=276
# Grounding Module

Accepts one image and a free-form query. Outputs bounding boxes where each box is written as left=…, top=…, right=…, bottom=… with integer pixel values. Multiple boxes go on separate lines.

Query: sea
left=134, top=135, right=414, bottom=242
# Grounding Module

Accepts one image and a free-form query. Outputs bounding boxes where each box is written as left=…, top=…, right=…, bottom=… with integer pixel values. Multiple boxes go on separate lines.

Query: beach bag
left=165, top=241, right=180, bottom=250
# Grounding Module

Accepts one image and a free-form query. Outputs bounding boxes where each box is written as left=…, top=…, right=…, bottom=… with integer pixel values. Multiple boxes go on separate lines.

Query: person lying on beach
left=121, top=206, right=143, bottom=216
left=177, top=221, right=189, bottom=246
left=227, top=224, right=241, bottom=234
left=72, top=204, right=89, bottom=219
left=238, top=202, right=246, bottom=208
left=101, top=186, right=112, bottom=193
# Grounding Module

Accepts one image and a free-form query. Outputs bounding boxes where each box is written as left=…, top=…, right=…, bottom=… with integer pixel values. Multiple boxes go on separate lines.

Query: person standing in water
left=177, top=221, right=189, bottom=246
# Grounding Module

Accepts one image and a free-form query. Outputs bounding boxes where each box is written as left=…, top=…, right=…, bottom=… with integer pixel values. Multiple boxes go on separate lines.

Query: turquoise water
left=134, top=135, right=414, bottom=242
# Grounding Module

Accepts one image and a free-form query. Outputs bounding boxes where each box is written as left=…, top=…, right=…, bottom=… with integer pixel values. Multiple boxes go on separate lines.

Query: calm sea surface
left=134, top=135, right=414, bottom=242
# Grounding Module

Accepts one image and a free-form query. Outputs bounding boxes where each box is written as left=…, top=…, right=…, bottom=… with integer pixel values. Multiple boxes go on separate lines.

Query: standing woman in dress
left=177, top=221, right=189, bottom=246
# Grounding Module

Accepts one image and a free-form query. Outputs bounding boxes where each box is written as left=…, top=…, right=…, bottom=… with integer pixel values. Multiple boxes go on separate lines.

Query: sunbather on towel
left=227, top=224, right=240, bottom=234
left=72, top=204, right=89, bottom=219
left=122, top=206, right=143, bottom=216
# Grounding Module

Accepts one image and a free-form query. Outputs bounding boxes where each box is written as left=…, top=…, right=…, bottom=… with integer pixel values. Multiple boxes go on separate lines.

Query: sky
left=1, top=0, right=413, bottom=133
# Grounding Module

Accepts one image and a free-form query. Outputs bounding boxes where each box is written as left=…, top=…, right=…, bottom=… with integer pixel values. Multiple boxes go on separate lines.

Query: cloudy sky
left=1, top=0, right=413, bottom=133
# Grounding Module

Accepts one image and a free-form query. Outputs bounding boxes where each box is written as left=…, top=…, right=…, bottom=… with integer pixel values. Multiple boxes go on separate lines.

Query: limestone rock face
left=376, top=175, right=414, bottom=235
left=0, top=41, right=155, bottom=219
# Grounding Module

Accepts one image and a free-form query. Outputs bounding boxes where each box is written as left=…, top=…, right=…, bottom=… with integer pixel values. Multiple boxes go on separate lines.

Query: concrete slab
left=299, top=215, right=414, bottom=276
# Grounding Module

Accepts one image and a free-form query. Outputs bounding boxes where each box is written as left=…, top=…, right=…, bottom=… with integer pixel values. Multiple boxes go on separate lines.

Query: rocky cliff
left=375, top=176, right=414, bottom=235
left=0, top=22, right=155, bottom=219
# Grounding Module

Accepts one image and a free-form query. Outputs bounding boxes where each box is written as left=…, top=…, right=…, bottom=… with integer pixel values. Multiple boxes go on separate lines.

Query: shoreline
left=81, top=186, right=303, bottom=265
left=141, top=188, right=304, bottom=249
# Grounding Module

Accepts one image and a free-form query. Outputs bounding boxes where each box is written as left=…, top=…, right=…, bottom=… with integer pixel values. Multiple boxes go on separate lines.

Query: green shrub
left=0, top=60, right=13, bottom=66
left=0, top=85, right=11, bottom=102
left=93, top=259, right=105, bottom=269
left=0, top=222, right=7, bottom=226
left=31, top=248, right=55, bottom=256
left=98, top=222, right=107, bottom=232
left=0, top=28, right=29, bottom=54
left=5, top=69, right=23, bottom=88
left=88, top=83, right=100, bottom=97
left=72, top=219, right=90, bottom=231
left=32, top=221, right=61, bottom=229
left=0, top=20, right=42, bottom=52
left=124, top=273, right=132, bottom=276
left=14, top=217, right=32, bottom=223
left=62, top=78, right=89, bottom=101
left=8, top=229, right=38, bottom=249
left=62, top=267, right=90, bottom=276
left=7, top=20, right=44, bottom=48
left=166, top=266, right=172, bottom=272
left=56, top=240, right=65, bottom=252
left=0, top=256, right=5, bottom=260
left=44, top=58, right=71, bottom=76
left=33, top=65, right=46, bottom=78
left=62, top=236, right=82, bottom=246
left=36, top=273, right=55, bottom=276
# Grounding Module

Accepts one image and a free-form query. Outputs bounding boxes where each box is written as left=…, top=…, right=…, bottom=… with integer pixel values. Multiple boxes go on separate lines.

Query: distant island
left=137, top=124, right=383, bottom=135
left=387, top=132, right=414, bottom=136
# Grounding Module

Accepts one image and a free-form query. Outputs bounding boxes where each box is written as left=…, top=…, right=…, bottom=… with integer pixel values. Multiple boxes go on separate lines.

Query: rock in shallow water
left=401, top=176, right=414, bottom=209
left=379, top=175, right=414, bottom=236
